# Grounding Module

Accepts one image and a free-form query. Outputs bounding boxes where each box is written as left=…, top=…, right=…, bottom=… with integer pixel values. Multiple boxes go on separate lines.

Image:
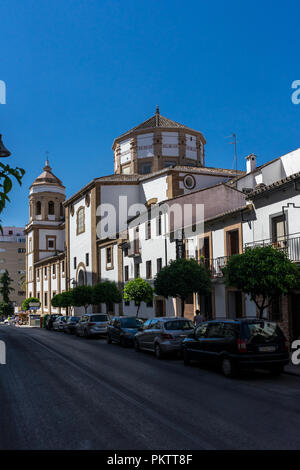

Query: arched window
left=48, top=201, right=54, bottom=215
left=60, top=202, right=64, bottom=217
left=36, top=201, right=41, bottom=216
left=76, top=207, right=85, bottom=235
left=78, top=269, right=85, bottom=286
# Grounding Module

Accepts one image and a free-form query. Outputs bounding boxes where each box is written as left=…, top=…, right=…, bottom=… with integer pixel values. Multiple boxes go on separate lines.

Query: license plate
left=259, top=346, right=276, bottom=352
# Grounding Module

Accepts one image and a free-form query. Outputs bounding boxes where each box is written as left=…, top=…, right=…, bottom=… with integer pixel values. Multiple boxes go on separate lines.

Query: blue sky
left=1, top=0, right=300, bottom=226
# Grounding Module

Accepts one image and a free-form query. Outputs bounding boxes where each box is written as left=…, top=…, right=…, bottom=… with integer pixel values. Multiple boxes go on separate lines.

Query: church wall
left=69, top=195, right=92, bottom=286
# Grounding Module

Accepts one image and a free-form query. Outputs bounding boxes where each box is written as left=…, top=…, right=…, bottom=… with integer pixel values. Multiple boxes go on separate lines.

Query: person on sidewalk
left=194, top=310, right=204, bottom=326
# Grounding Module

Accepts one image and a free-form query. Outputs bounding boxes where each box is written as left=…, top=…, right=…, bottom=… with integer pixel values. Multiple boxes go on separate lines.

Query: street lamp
left=0, top=134, right=11, bottom=158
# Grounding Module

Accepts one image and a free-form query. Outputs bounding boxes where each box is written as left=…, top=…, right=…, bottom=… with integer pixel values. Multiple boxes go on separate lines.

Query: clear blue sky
left=1, top=0, right=300, bottom=226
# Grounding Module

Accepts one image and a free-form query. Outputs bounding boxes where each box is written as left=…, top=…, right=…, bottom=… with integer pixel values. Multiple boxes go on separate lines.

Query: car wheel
left=155, top=343, right=164, bottom=359
left=107, top=334, right=112, bottom=344
left=134, top=339, right=140, bottom=352
left=183, top=349, right=190, bottom=366
left=221, top=357, right=238, bottom=378
left=269, top=365, right=284, bottom=376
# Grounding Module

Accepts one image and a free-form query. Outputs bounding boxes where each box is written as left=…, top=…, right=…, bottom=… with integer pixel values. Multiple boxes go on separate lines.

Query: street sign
left=30, top=306, right=40, bottom=310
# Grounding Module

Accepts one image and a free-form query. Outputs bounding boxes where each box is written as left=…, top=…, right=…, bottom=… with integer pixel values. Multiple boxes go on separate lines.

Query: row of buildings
left=25, top=108, right=300, bottom=341
left=0, top=226, right=26, bottom=309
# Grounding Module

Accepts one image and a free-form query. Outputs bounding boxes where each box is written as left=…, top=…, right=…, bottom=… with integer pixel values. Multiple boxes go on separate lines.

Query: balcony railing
left=199, top=256, right=229, bottom=277
left=128, top=239, right=141, bottom=257
left=244, top=233, right=300, bottom=263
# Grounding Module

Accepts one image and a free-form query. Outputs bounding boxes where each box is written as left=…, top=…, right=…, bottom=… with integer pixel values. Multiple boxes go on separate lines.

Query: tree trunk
left=258, top=305, right=265, bottom=319
left=136, top=303, right=140, bottom=318
left=181, top=297, right=185, bottom=318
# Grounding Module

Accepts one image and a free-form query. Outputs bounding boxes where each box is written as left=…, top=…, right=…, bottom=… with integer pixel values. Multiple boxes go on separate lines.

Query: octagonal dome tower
left=112, top=107, right=206, bottom=175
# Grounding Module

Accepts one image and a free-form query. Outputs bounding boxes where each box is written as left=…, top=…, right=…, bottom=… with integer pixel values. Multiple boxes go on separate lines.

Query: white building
left=25, top=110, right=300, bottom=340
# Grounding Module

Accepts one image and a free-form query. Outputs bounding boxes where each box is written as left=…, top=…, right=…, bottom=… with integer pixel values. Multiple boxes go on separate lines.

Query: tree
left=92, top=281, right=122, bottom=311
left=0, top=270, right=15, bottom=318
left=0, top=135, right=25, bottom=232
left=0, top=270, right=14, bottom=303
left=154, top=258, right=211, bottom=317
left=123, top=278, right=154, bottom=317
left=22, top=296, right=40, bottom=311
left=51, top=291, right=73, bottom=309
left=223, top=245, right=300, bottom=319
left=0, top=300, right=14, bottom=318
left=71, top=285, right=93, bottom=313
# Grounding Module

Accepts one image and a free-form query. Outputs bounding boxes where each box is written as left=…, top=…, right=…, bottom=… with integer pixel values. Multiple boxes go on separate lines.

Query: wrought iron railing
left=199, top=256, right=230, bottom=277
left=244, top=233, right=300, bottom=262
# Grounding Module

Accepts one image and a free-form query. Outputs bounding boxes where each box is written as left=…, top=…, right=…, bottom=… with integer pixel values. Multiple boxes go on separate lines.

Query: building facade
left=25, top=109, right=300, bottom=341
left=0, top=226, right=26, bottom=308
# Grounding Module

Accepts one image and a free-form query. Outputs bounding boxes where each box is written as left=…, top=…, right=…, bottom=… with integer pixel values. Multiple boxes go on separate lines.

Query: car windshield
left=70, top=317, right=79, bottom=322
left=245, top=322, right=283, bottom=344
left=90, top=315, right=108, bottom=322
left=120, top=318, right=143, bottom=328
left=164, top=320, right=194, bottom=331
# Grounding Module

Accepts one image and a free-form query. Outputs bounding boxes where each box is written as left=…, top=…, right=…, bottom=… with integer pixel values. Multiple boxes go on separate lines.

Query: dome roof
left=113, top=106, right=205, bottom=146
left=31, top=160, right=64, bottom=188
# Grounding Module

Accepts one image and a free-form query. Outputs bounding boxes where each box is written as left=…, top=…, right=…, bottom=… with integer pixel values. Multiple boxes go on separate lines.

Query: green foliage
left=0, top=269, right=14, bottom=303
left=22, top=296, right=40, bottom=311
left=123, top=278, right=154, bottom=316
left=42, top=314, right=49, bottom=328
left=0, top=300, right=14, bottom=318
left=154, top=258, right=211, bottom=317
left=0, top=159, right=25, bottom=231
left=71, top=285, right=93, bottom=312
left=223, top=245, right=300, bottom=318
left=92, top=281, right=122, bottom=305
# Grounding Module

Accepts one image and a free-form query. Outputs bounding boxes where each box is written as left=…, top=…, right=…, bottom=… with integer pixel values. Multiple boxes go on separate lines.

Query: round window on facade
left=183, top=174, right=196, bottom=190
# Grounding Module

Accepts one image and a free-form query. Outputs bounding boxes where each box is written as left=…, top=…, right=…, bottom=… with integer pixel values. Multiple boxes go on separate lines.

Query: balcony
left=244, top=233, right=300, bottom=263
left=128, top=239, right=141, bottom=258
left=199, top=256, right=229, bottom=278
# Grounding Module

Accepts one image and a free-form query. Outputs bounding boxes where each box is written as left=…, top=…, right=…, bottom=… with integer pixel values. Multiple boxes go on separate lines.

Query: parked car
left=182, top=319, right=290, bottom=378
left=52, top=315, right=67, bottom=331
left=76, top=313, right=110, bottom=338
left=134, top=317, right=195, bottom=359
left=63, top=316, right=80, bottom=334
left=107, top=316, right=144, bottom=346
left=46, top=314, right=60, bottom=330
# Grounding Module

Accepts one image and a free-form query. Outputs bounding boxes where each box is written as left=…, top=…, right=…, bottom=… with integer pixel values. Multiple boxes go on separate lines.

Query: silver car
left=52, top=315, right=67, bottom=331
left=76, top=313, right=110, bottom=338
left=134, top=317, right=195, bottom=359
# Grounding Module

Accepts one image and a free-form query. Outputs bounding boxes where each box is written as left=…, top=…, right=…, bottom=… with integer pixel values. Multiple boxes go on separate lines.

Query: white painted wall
left=120, top=139, right=131, bottom=165
left=137, top=133, right=154, bottom=158
left=186, top=134, right=197, bottom=160
left=69, top=195, right=92, bottom=286
left=162, top=132, right=179, bottom=157
left=140, top=175, right=168, bottom=203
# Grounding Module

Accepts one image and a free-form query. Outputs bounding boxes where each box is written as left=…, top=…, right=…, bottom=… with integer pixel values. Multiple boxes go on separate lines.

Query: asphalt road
left=0, top=325, right=300, bottom=450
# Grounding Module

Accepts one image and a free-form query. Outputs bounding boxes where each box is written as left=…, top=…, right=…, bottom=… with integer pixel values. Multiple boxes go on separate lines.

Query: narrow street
left=0, top=325, right=300, bottom=450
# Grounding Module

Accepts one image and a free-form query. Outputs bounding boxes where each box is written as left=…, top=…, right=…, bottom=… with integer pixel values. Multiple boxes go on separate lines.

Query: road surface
left=0, top=325, right=299, bottom=450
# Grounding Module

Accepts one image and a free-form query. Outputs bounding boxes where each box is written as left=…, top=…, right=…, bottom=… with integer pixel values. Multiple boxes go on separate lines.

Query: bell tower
left=25, top=159, right=66, bottom=298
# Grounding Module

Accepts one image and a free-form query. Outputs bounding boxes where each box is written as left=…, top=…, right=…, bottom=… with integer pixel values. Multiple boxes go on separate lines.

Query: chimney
left=245, top=154, right=257, bottom=174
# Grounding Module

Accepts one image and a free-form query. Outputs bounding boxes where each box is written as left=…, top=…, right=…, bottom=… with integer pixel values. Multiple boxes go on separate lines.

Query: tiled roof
left=115, top=108, right=202, bottom=141
left=31, top=160, right=64, bottom=188
left=246, top=171, right=300, bottom=198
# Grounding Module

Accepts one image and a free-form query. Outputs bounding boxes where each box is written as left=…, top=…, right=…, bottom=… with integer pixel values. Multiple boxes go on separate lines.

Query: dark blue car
left=107, top=316, right=144, bottom=347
